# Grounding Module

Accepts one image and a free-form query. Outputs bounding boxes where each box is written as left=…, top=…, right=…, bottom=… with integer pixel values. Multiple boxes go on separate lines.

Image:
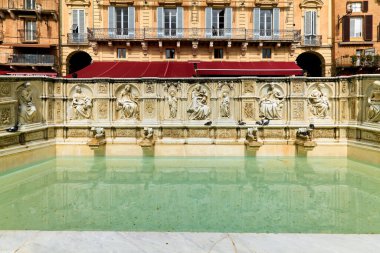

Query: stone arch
left=296, top=51, right=325, bottom=77
left=66, top=50, right=92, bottom=74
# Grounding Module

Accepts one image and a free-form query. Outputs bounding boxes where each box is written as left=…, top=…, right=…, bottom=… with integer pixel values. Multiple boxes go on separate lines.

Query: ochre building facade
left=61, top=0, right=333, bottom=77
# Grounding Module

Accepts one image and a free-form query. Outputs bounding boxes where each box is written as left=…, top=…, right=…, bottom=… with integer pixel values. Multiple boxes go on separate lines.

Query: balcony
left=335, top=55, right=380, bottom=68
left=67, top=33, right=88, bottom=44
left=1, top=0, right=57, bottom=20
left=8, top=54, right=55, bottom=66
left=18, top=29, right=38, bottom=43
left=301, top=35, right=322, bottom=47
left=88, top=28, right=301, bottom=42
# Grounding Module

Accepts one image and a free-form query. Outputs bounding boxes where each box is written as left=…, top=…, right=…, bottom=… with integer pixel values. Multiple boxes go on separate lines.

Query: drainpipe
left=58, top=0, right=62, bottom=77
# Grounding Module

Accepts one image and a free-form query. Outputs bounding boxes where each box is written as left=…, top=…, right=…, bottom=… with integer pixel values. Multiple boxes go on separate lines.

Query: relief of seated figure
left=18, top=81, right=37, bottom=125
left=117, top=84, right=139, bottom=120
left=187, top=84, right=211, bottom=120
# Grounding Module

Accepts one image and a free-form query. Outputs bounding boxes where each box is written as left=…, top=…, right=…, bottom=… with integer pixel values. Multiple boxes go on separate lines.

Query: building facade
left=61, top=0, right=332, bottom=77
left=334, top=0, right=380, bottom=75
left=0, top=0, right=59, bottom=76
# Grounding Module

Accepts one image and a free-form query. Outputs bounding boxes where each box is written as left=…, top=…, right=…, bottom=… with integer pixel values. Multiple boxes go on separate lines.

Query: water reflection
left=0, top=157, right=379, bottom=233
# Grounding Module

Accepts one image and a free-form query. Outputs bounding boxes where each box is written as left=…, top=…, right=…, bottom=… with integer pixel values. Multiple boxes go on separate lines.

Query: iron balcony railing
left=87, top=28, right=301, bottom=42
left=67, top=33, right=88, bottom=44
left=18, top=29, right=38, bottom=43
left=6, top=0, right=56, bottom=11
left=301, top=35, right=322, bottom=47
left=8, top=54, right=55, bottom=66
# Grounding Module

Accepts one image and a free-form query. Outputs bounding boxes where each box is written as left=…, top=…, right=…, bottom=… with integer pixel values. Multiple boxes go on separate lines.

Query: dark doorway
left=296, top=52, right=323, bottom=77
left=67, top=51, right=92, bottom=74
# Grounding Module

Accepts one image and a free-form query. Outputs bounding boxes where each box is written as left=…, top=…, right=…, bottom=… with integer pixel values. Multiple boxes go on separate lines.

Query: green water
left=0, top=156, right=380, bottom=233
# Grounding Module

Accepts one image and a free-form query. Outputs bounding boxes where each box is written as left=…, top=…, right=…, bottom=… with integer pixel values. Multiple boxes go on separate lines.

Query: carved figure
left=139, top=127, right=155, bottom=147
left=71, top=86, right=92, bottom=120
left=117, top=84, right=139, bottom=119
left=308, top=83, right=330, bottom=118
left=368, top=81, right=380, bottom=122
left=187, top=84, right=211, bottom=120
left=259, top=84, right=284, bottom=120
left=91, top=127, right=105, bottom=139
left=246, top=127, right=258, bottom=142
left=220, top=92, right=230, bottom=118
left=18, top=82, right=37, bottom=125
left=167, top=90, right=178, bottom=119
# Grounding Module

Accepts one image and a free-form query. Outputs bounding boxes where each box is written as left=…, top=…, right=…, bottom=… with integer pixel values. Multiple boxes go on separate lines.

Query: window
left=304, top=10, right=317, bottom=45
left=164, top=9, right=177, bottom=36
left=25, top=0, right=35, bottom=9
left=25, top=20, right=37, bottom=41
left=165, top=48, right=175, bottom=59
left=117, top=48, right=126, bottom=58
left=260, top=9, right=273, bottom=37
left=212, top=9, right=225, bottom=36
left=72, top=9, right=85, bottom=42
left=350, top=17, right=362, bottom=38
left=262, top=48, right=271, bottom=59
left=116, top=7, right=128, bottom=35
left=108, top=6, right=135, bottom=37
left=350, top=2, right=362, bottom=12
left=214, top=48, right=223, bottom=59
left=157, top=7, right=183, bottom=37
left=253, top=8, right=280, bottom=38
left=205, top=7, right=232, bottom=38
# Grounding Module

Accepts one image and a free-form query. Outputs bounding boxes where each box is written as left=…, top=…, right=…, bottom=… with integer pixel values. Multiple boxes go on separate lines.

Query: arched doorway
left=296, top=52, right=324, bottom=77
left=67, top=51, right=92, bottom=74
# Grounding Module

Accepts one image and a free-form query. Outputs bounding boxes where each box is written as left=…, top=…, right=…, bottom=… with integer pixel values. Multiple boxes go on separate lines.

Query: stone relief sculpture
left=259, top=84, right=284, bottom=120
left=308, top=83, right=330, bottom=119
left=71, top=85, right=92, bottom=120
left=220, top=92, right=231, bottom=118
left=187, top=84, right=211, bottom=120
left=139, top=127, right=154, bottom=147
left=117, top=84, right=139, bottom=120
left=368, top=81, right=380, bottom=122
left=17, top=82, right=37, bottom=125
left=167, top=90, right=178, bottom=119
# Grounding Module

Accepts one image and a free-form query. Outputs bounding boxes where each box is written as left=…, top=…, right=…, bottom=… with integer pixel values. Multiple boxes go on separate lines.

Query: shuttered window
left=109, top=6, right=135, bottom=38
left=205, top=7, right=232, bottom=37
left=304, top=11, right=316, bottom=36
left=72, top=9, right=85, bottom=42
left=253, top=8, right=279, bottom=38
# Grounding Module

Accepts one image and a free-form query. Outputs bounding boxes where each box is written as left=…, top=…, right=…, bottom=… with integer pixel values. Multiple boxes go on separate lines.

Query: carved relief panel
left=187, top=84, right=211, bottom=121
left=16, top=82, right=41, bottom=125
left=164, top=82, right=181, bottom=120
left=115, top=84, right=140, bottom=120
left=258, top=83, right=285, bottom=120
left=366, top=81, right=380, bottom=123
left=68, top=85, right=93, bottom=121
left=307, top=83, right=332, bottom=119
left=218, top=82, right=233, bottom=119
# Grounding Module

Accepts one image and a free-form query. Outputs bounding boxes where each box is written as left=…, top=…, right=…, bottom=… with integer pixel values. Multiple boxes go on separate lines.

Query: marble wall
left=0, top=76, right=379, bottom=159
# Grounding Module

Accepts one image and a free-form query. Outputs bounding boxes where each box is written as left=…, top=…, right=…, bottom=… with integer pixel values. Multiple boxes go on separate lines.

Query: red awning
left=67, top=61, right=196, bottom=78
left=67, top=61, right=302, bottom=78
left=196, top=62, right=303, bottom=76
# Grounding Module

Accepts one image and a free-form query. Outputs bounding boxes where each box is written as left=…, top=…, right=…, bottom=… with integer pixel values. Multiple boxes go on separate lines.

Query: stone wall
left=0, top=75, right=379, bottom=161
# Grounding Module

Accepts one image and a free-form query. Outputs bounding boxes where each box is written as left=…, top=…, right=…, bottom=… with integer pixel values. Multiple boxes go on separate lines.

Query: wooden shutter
left=362, top=1, right=368, bottom=12
left=273, top=8, right=280, bottom=37
left=253, top=8, right=260, bottom=39
left=176, top=7, right=184, bottom=38
left=157, top=7, right=164, bottom=37
left=342, top=15, right=350, bottom=42
left=305, top=11, right=312, bottom=35
left=79, top=10, right=85, bottom=34
left=108, top=6, right=115, bottom=36
left=205, top=7, right=212, bottom=38
left=225, top=7, right=232, bottom=38
left=128, top=6, right=135, bottom=38
left=364, top=15, right=373, bottom=41
left=378, top=22, right=380, bottom=41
